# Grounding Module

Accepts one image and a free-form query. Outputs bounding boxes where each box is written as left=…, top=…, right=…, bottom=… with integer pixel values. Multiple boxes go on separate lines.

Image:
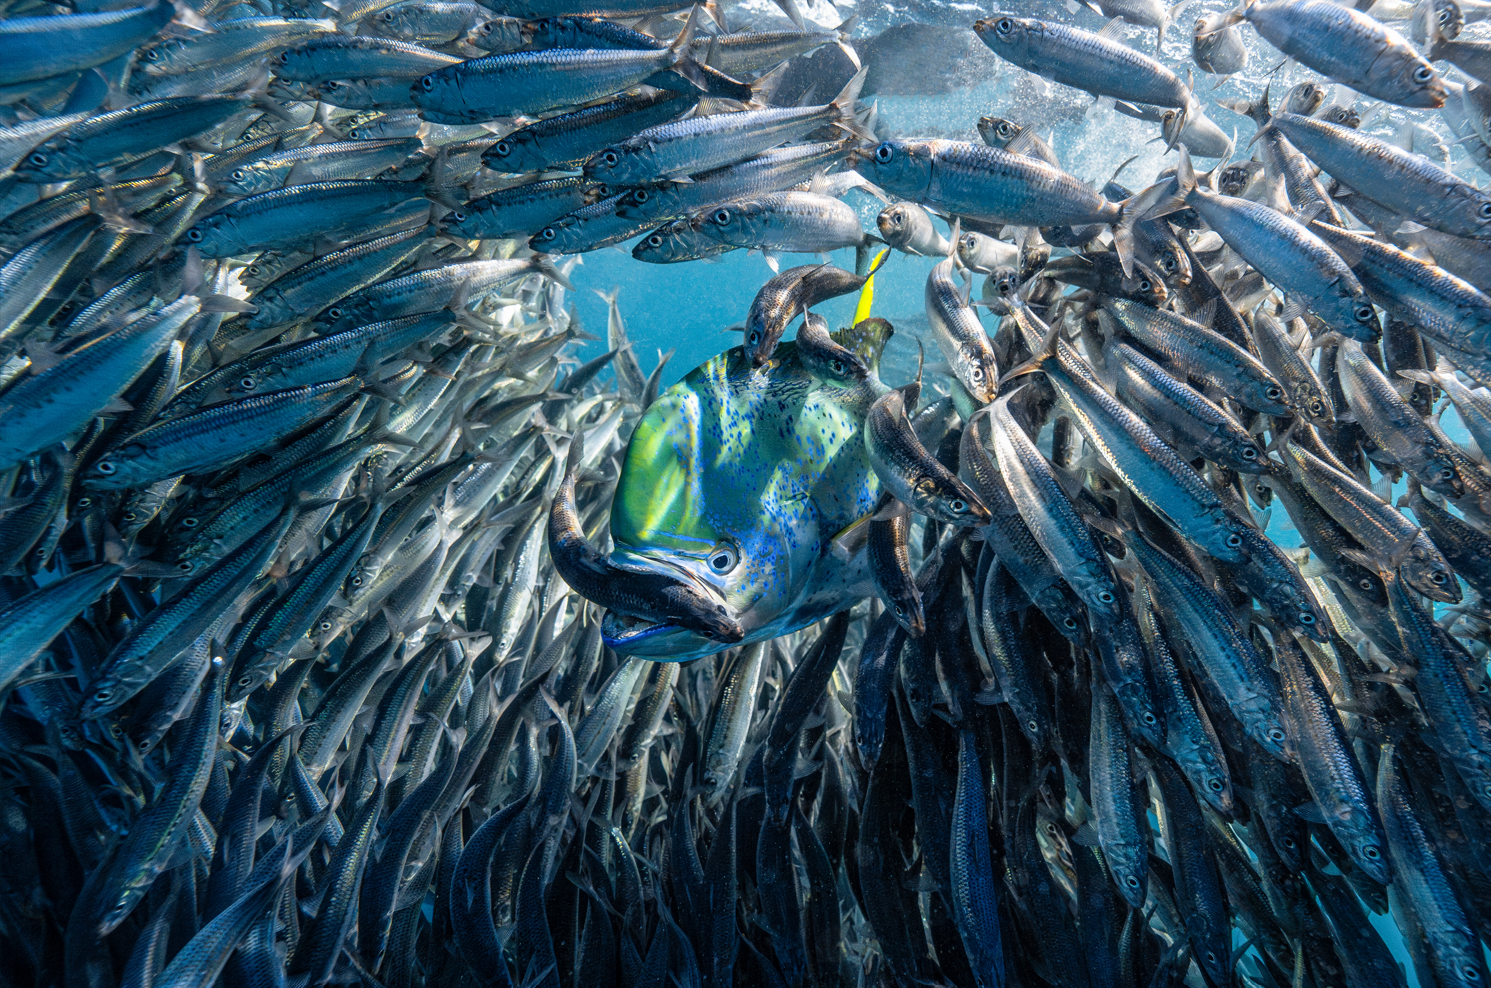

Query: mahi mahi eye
left=708, top=544, right=738, bottom=573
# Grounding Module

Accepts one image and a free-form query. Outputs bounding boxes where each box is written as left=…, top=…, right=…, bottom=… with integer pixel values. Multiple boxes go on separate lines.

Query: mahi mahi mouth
left=600, top=611, right=679, bottom=649
left=599, top=545, right=743, bottom=654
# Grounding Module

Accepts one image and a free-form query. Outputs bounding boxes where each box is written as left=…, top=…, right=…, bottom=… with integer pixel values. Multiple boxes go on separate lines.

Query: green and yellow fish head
left=603, top=319, right=895, bottom=661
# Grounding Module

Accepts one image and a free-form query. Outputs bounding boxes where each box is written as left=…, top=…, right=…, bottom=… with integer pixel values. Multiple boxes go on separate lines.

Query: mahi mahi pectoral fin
left=828, top=493, right=907, bottom=560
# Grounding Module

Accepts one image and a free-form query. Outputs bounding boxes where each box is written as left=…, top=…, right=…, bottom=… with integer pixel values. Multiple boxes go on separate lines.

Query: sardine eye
left=1097, top=590, right=1115, bottom=604
left=351, top=575, right=363, bottom=586
left=708, top=544, right=739, bottom=573
left=874, top=143, right=894, bottom=163
left=1363, top=844, right=1380, bottom=859
left=1461, top=964, right=1480, bottom=981
left=830, top=360, right=844, bottom=374
left=327, top=307, right=342, bottom=320
left=27, top=152, right=46, bottom=167
left=95, top=461, right=116, bottom=474
left=996, top=17, right=1014, bottom=33
left=1265, top=385, right=1283, bottom=401
left=494, top=141, right=510, bottom=156
left=1142, top=711, right=1157, bottom=725
left=603, top=151, right=619, bottom=166
left=894, top=604, right=905, bottom=616
left=1063, top=617, right=1078, bottom=629
left=319, top=620, right=333, bottom=632
left=1125, top=875, right=1140, bottom=888
left=1414, top=65, right=1434, bottom=84
left=1479, top=201, right=1491, bottom=219
left=1309, top=399, right=1324, bottom=414
left=1027, top=718, right=1038, bottom=732
left=451, top=210, right=466, bottom=222
left=122, top=511, right=137, bottom=522
left=634, top=189, right=649, bottom=203
left=1268, top=727, right=1286, bottom=742
left=1242, top=446, right=1258, bottom=460
left=186, top=228, right=203, bottom=242
left=713, top=209, right=731, bottom=225
left=537, top=227, right=556, bottom=241
left=1359, top=577, right=1374, bottom=591
left=1227, top=533, right=1243, bottom=547
left=239, top=376, right=256, bottom=390
left=970, top=365, right=984, bottom=381
left=420, top=76, right=434, bottom=91
left=1431, top=571, right=1448, bottom=584
left=1138, top=279, right=1152, bottom=291
left=237, top=675, right=253, bottom=687
left=748, top=330, right=759, bottom=344
left=1354, top=304, right=1376, bottom=322
left=999, top=123, right=1014, bottom=138
left=230, top=168, right=245, bottom=182
left=93, top=689, right=111, bottom=703
left=181, top=517, right=199, bottom=528
left=77, top=497, right=92, bottom=508
left=1282, top=836, right=1296, bottom=849
left=949, top=499, right=968, bottom=514
left=1208, top=777, right=1224, bottom=791
left=648, top=235, right=662, bottom=246
left=177, top=561, right=193, bottom=572
left=1298, top=611, right=1315, bottom=625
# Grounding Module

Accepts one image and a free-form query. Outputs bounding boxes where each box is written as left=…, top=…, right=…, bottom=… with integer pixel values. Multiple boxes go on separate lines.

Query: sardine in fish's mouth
left=598, top=546, right=743, bottom=659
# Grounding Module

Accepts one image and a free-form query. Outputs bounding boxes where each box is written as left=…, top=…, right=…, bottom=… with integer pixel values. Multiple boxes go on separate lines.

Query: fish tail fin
left=530, top=255, right=575, bottom=291
left=1113, top=175, right=1176, bottom=278
left=421, top=147, right=463, bottom=212
left=831, top=67, right=873, bottom=140
left=565, top=431, right=585, bottom=483
left=668, top=4, right=702, bottom=54
left=997, top=324, right=1059, bottom=388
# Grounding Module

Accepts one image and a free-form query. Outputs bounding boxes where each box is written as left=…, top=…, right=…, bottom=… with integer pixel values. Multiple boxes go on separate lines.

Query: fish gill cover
left=0, top=0, right=1489, bottom=986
